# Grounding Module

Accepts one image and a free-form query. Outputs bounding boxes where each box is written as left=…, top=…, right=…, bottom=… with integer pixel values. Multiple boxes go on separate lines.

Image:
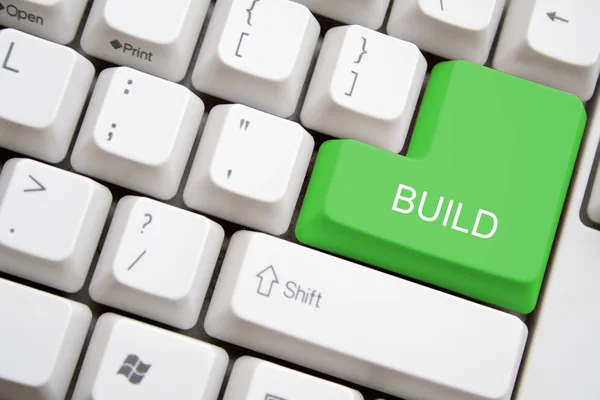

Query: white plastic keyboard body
left=1, top=1, right=600, bottom=399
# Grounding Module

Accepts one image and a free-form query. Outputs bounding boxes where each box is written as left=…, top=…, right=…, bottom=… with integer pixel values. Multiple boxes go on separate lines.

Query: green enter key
left=296, top=61, right=586, bottom=313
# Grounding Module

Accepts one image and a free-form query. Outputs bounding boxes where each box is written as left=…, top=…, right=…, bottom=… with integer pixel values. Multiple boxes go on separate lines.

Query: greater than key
left=296, top=60, right=586, bottom=313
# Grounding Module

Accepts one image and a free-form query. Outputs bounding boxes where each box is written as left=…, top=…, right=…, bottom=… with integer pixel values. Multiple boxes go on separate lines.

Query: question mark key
left=141, top=213, right=153, bottom=233
left=89, top=195, right=224, bottom=329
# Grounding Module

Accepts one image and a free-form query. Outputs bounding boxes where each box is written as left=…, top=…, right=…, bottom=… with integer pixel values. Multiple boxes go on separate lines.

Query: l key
left=0, top=29, right=94, bottom=163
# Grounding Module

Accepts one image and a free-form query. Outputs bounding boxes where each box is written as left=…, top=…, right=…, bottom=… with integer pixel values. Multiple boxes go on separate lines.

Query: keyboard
left=0, top=0, right=598, bottom=399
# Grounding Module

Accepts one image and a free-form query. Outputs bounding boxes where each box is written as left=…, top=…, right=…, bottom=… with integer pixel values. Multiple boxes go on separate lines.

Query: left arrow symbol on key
left=547, top=11, right=569, bottom=23
left=24, top=175, right=46, bottom=192
left=0, top=4, right=5, bottom=12
left=2, top=42, right=20, bottom=73
left=256, top=265, right=279, bottom=297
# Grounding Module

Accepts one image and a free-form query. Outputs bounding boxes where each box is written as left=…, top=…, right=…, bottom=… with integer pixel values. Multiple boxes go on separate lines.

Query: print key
left=296, top=61, right=586, bottom=313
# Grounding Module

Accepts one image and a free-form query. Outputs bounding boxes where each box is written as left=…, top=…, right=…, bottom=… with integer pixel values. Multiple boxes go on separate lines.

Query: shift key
left=205, top=231, right=528, bottom=400
left=296, top=60, right=586, bottom=314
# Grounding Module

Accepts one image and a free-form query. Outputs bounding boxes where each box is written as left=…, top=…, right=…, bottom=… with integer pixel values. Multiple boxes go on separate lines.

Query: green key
left=296, top=61, right=586, bottom=313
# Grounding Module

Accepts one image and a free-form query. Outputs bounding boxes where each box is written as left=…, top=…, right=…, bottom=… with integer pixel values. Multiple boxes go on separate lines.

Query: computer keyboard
left=0, top=0, right=599, bottom=399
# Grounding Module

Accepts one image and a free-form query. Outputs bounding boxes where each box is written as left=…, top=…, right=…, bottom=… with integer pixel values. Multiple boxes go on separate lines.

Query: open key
left=192, top=0, right=320, bottom=117
left=205, top=231, right=528, bottom=400
left=493, top=1, right=600, bottom=100
left=81, top=0, right=211, bottom=81
left=0, top=29, right=94, bottom=163
left=0, top=158, right=112, bottom=292
left=0, top=0, right=88, bottom=44
left=296, top=61, right=586, bottom=313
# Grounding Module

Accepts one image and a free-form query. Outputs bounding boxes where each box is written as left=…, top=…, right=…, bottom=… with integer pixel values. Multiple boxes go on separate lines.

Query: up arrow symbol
left=256, top=265, right=279, bottom=297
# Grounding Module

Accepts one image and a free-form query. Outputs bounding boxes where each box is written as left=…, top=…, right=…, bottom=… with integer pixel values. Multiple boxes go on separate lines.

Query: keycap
left=493, top=1, right=600, bottom=101
left=0, top=0, right=88, bottom=44
left=72, top=313, right=228, bottom=400
left=71, top=67, right=204, bottom=200
left=192, top=0, right=320, bottom=118
left=81, top=0, right=210, bottom=81
left=587, top=167, right=600, bottom=223
left=223, top=356, right=364, bottom=400
left=387, top=0, right=505, bottom=64
left=183, top=104, right=314, bottom=235
left=0, top=278, right=91, bottom=400
left=301, top=25, right=426, bottom=153
left=0, top=158, right=111, bottom=292
left=205, top=231, right=528, bottom=400
left=290, top=0, right=389, bottom=29
left=89, top=196, right=224, bottom=329
left=514, top=71, right=600, bottom=400
left=296, top=61, right=586, bottom=314
left=0, top=29, right=94, bottom=163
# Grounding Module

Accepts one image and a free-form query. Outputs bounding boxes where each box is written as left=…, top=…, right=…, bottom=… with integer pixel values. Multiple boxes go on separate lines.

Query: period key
left=296, top=61, right=586, bottom=313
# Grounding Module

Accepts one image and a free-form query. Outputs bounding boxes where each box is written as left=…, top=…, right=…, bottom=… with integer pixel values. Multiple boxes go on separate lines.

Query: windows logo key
left=117, top=354, right=152, bottom=384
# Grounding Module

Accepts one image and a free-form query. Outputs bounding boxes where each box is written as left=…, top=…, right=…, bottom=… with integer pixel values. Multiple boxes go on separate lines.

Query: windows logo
left=117, top=354, right=152, bottom=384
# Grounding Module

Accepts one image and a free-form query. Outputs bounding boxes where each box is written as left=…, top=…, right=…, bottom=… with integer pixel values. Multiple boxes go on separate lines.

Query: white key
left=192, top=0, right=320, bottom=118
left=301, top=25, right=426, bottom=153
left=387, top=0, right=506, bottom=64
left=290, top=0, right=389, bottom=29
left=0, top=0, right=88, bottom=44
left=587, top=167, right=600, bottom=223
left=224, top=356, right=364, bottom=400
left=514, top=61, right=600, bottom=399
left=71, top=67, right=204, bottom=200
left=183, top=105, right=314, bottom=235
left=81, top=0, right=210, bottom=81
left=89, top=196, right=224, bottom=329
left=205, top=231, right=528, bottom=400
left=72, top=313, right=228, bottom=400
left=0, top=278, right=91, bottom=400
left=493, top=1, right=600, bottom=101
left=0, top=158, right=111, bottom=292
left=0, top=29, right=94, bottom=163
